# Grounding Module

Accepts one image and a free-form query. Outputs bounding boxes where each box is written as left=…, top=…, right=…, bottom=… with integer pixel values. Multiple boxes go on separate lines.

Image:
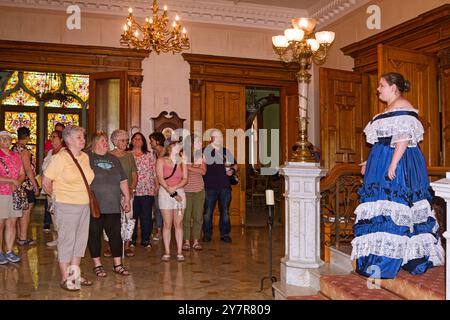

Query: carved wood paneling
left=378, top=44, right=439, bottom=166
left=320, top=68, right=370, bottom=169
left=341, top=4, right=450, bottom=73
left=205, top=83, right=246, bottom=226
left=441, top=49, right=450, bottom=166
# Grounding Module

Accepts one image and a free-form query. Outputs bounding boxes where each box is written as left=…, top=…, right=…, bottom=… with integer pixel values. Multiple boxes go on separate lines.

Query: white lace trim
left=354, top=200, right=437, bottom=231
left=351, top=232, right=445, bottom=266
left=364, top=113, right=424, bottom=147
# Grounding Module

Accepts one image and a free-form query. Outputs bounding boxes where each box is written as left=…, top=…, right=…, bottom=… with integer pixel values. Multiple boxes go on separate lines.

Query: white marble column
left=279, top=162, right=327, bottom=287
left=430, top=172, right=450, bottom=301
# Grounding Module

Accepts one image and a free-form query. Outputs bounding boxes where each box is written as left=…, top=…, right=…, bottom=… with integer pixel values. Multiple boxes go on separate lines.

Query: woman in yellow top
left=42, top=125, right=95, bottom=291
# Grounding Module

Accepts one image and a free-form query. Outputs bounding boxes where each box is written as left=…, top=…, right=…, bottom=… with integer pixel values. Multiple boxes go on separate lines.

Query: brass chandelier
left=120, top=0, right=190, bottom=54
left=272, top=18, right=335, bottom=162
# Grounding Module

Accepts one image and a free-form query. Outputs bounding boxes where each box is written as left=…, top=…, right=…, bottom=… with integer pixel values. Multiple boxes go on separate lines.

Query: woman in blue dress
left=351, top=72, right=444, bottom=279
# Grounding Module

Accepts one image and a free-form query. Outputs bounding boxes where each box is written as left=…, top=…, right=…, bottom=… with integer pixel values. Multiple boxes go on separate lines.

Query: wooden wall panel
left=440, top=49, right=450, bottom=166
left=320, top=68, right=370, bottom=169
left=378, top=44, right=439, bottom=166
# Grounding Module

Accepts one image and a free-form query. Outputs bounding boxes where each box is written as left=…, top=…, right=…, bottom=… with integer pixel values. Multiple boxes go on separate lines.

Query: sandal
left=125, top=248, right=135, bottom=257
left=182, top=243, right=191, bottom=251
left=112, top=264, right=130, bottom=276
left=176, top=254, right=185, bottom=262
left=60, top=280, right=80, bottom=292
left=192, top=242, right=203, bottom=251
left=80, top=278, right=93, bottom=286
left=93, top=265, right=107, bottom=278
left=161, top=254, right=171, bottom=262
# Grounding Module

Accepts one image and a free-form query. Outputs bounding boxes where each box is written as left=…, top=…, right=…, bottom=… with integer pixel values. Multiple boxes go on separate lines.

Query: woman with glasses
left=109, top=129, right=137, bottom=257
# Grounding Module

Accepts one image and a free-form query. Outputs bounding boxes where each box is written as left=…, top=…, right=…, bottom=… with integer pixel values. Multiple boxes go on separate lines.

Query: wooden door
left=440, top=50, right=450, bottom=166
left=319, top=67, right=371, bottom=169
left=205, top=82, right=246, bottom=226
left=88, top=71, right=127, bottom=137
left=378, top=44, right=439, bottom=166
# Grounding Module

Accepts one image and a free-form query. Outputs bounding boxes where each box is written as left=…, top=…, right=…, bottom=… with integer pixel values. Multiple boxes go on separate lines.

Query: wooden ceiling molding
left=182, top=53, right=298, bottom=86
left=0, top=39, right=149, bottom=75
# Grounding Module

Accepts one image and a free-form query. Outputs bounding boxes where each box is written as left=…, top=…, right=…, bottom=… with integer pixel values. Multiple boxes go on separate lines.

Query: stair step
left=320, top=274, right=403, bottom=300
left=287, top=294, right=329, bottom=300
left=379, top=267, right=445, bottom=300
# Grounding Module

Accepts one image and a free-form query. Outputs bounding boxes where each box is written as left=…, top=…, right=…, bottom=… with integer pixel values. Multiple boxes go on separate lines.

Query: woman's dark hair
left=50, top=130, right=65, bottom=147
left=381, top=72, right=411, bottom=93
left=54, top=122, right=66, bottom=130
left=149, top=132, right=166, bottom=147
left=17, top=126, right=31, bottom=140
left=129, top=132, right=148, bottom=153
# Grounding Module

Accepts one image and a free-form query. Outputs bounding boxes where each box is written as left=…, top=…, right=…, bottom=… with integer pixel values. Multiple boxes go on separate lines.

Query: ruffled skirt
left=351, top=138, right=444, bottom=279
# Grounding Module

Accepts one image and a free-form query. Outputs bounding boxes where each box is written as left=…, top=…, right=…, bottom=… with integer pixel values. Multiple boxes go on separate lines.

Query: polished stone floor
left=0, top=204, right=284, bottom=300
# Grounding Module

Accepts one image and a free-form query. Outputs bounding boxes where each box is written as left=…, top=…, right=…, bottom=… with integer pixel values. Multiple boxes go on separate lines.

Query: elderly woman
left=87, top=131, right=131, bottom=277
left=42, top=125, right=94, bottom=291
left=0, top=131, right=25, bottom=265
left=156, top=137, right=188, bottom=262
left=109, top=129, right=137, bottom=256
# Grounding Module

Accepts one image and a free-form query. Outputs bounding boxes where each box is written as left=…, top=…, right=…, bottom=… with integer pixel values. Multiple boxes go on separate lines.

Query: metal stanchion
left=258, top=189, right=277, bottom=297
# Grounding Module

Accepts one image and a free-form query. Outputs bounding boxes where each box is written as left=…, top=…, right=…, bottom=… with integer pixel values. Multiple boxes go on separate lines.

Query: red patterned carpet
left=380, top=266, right=445, bottom=300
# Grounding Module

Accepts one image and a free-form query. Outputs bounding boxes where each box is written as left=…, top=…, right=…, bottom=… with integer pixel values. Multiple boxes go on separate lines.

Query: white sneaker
left=46, top=239, right=58, bottom=247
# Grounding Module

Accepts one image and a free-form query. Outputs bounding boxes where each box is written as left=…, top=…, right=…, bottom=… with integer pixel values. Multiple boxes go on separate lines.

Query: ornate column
left=430, top=172, right=450, bottom=300
left=128, top=74, right=143, bottom=130
left=279, top=162, right=327, bottom=286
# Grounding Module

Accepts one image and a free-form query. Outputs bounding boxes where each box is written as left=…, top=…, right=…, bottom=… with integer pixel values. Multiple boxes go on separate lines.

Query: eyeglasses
left=117, top=139, right=129, bottom=143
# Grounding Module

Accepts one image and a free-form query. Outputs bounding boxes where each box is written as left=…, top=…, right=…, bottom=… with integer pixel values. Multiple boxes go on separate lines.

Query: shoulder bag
left=65, top=148, right=100, bottom=219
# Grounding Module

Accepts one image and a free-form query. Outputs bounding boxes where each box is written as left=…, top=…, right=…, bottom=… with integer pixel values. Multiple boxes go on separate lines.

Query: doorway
left=244, top=87, right=281, bottom=226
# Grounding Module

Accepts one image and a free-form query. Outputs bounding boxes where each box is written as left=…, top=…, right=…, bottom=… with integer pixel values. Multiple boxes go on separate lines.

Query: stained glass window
left=66, top=74, right=89, bottom=102
left=47, top=113, right=79, bottom=137
left=23, top=72, right=61, bottom=96
left=1, top=70, right=89, bottom=165
left=4, top=112, right=38, bottom=144
left=45, top=99, right=83, bottom=109
left=2, top=88, right=39, bottom=106
left=4, top=71, right=18, bottom=91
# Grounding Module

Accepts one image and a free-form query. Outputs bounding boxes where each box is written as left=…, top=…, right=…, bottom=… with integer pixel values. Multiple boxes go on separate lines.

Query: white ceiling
left=226, top=0, right=323, bottom=10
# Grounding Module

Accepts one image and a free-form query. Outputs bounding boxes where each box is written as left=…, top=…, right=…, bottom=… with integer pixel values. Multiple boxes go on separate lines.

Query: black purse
left=229, top=173, right=239, bottom=185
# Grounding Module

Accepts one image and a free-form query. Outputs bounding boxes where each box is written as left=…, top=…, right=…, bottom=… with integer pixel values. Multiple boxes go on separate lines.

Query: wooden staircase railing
left=320, top=164, right=449, bottom=262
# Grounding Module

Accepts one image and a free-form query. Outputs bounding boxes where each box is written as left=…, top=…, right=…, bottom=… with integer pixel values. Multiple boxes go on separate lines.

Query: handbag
left=229, top=172, right=239, bottom=185
left=65, top=148, right=101, bottom=219
left=0, top=156, right=29, bottom=210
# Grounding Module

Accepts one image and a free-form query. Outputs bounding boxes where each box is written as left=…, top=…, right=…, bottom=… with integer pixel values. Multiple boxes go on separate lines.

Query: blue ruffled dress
left=351, top=109, right=445, bottom=279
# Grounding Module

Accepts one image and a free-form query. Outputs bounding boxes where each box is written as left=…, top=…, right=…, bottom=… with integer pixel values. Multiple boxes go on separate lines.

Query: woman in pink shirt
left=156, top=137, right=188, bottom=262
left=0, top=131, right=25, bottom=265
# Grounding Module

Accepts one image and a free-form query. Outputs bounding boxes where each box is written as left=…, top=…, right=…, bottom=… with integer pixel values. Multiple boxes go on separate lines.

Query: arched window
left=0, top=70, right=89, bottom=167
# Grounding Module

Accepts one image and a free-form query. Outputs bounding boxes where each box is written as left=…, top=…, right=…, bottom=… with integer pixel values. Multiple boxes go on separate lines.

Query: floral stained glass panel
left=47, top=113, right=79, bottom=137
left=4, top=111, right=38, bottom=145
left=45, top=99, right=83, bottom=109
left=2, top=88, right=38, bottom=106
left=23, top=72, right=61, bottom=96
left=66, top=74, right=89, bottom=102
left=3, top=71, right=18, bottom=91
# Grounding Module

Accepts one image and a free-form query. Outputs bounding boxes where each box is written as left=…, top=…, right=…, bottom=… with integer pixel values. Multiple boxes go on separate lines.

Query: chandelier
left=272, top=18, right=335, bottom=162
left=120, top=0, right=190, bottom=54
left=37, top=73, right=76, bottom=104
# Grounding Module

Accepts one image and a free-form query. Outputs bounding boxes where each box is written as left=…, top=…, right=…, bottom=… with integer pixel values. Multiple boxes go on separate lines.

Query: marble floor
left=0, top=204, right=284, bottom=300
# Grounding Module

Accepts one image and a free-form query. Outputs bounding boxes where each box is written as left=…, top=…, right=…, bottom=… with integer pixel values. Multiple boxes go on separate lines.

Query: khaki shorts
left=0, top=194, right=23, bottom=219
